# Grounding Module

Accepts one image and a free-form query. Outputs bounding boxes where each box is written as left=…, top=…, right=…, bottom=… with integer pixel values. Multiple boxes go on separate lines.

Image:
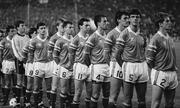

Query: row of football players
left=0, top=8, right=178, bottom=108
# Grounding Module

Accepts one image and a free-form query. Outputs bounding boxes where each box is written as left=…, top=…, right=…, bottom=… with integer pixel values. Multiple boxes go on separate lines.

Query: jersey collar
left=127, top=26, right=140, bottom=35
left=56, top=32, right=62, bottom=37
left=95, top=30, right=106, bottom=38
left=77, top=32, right=88, bottom=40
left=115, top=27, right=121, bottom=33
left=157, top=31, right=169, bottom=39
left=37, top=34, right=47, bottom=41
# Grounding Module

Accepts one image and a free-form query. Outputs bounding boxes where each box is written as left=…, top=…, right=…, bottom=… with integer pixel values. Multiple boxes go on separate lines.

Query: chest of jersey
left=4, top=41, right=12, bottom=49
left=126, top=32, right=145, bottom=48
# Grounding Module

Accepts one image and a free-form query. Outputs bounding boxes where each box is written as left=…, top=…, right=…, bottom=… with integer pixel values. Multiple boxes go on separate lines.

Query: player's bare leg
left=151, top=85, right=163, bottom=108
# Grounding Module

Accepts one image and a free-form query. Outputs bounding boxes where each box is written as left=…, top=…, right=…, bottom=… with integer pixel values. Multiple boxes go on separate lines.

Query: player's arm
left=53, top=40, right=61, bottom=65
left=104, top=33, right=114, bottom=64
left=12, top=36, right=22, bottom=61
left=21, top=41, right=30, bottom=62
left=0, top=40, right=4, bottom=68
left=28, top=40, right=36, bottom=63
left=145, top=37, right=158, bottom=69
left=69, top=37, right=78, bottom=70
left=82, top=35, right=95, bottom=66
left=114, top=32, right=126, bottom=66
left=47, top=37, right=55, bottom=59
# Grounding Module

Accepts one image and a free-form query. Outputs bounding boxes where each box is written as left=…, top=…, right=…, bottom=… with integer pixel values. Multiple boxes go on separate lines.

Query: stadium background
left=0, top=0, right=180, bottom=39
left=0, top=0, right=180, bottom=108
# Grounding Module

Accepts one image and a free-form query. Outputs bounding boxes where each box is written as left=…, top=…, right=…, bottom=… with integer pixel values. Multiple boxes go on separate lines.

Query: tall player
left=115, top=9, right=149, bottom=108
left=29, top=22, right=52, bottom=108
left=12, top=20, right=29, bottom=105
left=82, top=15, right=110, bottom=108
left=48, top=19, right=64, bottom=108
left=146, top=12, right=178, bottom=108
left=53, top=21, right=74, bottom=108
left=0, top=25, right=16, bottom=105
left=21, top=28, right=37, bottom=107
left=69, top=18, right=92, bottom=108
left=104, top=10, right=129, bottom=108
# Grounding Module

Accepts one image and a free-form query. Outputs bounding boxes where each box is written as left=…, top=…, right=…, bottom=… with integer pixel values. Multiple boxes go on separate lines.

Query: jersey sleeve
left=21, top=40, right=30, bottom=59
left=146, top=36, right=158, bottom=68
left=104, top=32, right=115, bottom=63
left=0, top=40, right=5, bottom=62
left=28, top=39, right=36, bottom=62
left=69, top=36, right=79, bottom=64
left=53, top=39, right=62, bottom=64
left=84, top=35, right=95, bottom=55
left=48, top=36, right=55, bottom=54
left=114, top=30, right=126, bottom=60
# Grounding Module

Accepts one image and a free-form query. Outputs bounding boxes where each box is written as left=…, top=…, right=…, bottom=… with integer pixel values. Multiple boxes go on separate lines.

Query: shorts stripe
left=123, top=62, right=127, bottom=80
left=153, top=70, right=160, bottom=85
left=91, top=64, right=94, bottom=81
left=111, top=62, right=116, bottom=76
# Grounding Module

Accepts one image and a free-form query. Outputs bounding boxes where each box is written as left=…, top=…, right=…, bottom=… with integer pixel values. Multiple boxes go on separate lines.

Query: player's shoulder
left=0, top=37, right=7, bottom=44
left=107, top=28, right=119, bottom=36
left=50, top=33, right=58, bottom=40
left=30, top=36, right=38, bottom=43
left=151, top=32, right=162, bottom=41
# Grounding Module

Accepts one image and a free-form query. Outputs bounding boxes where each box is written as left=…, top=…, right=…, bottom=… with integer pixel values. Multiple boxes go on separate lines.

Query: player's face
left=129, top=14, right=141, bottom=26
left=57, top=22, right=64, bottom=34
left=81, top=21, right=90, bottom=33
left=161, top=17, right=173, bottom=30
left=31, top=31, right=37, bottom=38
left=65, top=24, right=74, bottom=35
left=17, top=23, right=26, bottom=34
left=8, top=28, right=16, bottom=38
left=99, top=17, right=109, bottom=30
left=119, top=15, right=129, bottom=27
left=38, top=26, right=46, bottom=35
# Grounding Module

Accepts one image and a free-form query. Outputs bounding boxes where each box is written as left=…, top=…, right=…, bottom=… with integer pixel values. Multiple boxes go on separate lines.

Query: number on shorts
left=160, top=79, right=166, bottom=87
left=117, top=71, right=123, bottom=78
left=29, top=70, right=33, bottom=76
left=35, top=70, right=39, bottom=75
left=96, top=74, right=101, bottom=80
left=129, top=74, right=134, bottom=81
left=78, top=73, right=82, bottom=80
left=62, top=72, right=66, bottom=78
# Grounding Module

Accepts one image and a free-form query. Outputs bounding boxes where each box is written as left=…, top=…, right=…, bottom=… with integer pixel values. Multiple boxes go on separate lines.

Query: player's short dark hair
left=28, top=28, right=37, bottom=38
left=129, top=8, right=141, bottom=17
left=115, top=10, right=129, bottom=25
left=14, top=20, right=24, bottom=29
left=78, top=18, right=90, bottom=29
left=155, top=12, right=171, bottom=28
left=56, top=18, right=65, bottom=27
left=94, top=14, right=106, bottom=28
left=62, top=21, right=73, bottom=28
left=0, top=30, right=3, bottom=34
left=6, top=25, right=15, bottom=33
left=36, top=22, right=46, bottom=29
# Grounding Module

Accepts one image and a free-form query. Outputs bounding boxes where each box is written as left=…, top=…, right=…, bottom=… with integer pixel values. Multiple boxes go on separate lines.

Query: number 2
left=160, top=79, right=166, bottom=87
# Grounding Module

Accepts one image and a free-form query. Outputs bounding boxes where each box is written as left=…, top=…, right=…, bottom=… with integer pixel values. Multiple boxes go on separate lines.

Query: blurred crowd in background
left=0, top=0, right=180, bottom=40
